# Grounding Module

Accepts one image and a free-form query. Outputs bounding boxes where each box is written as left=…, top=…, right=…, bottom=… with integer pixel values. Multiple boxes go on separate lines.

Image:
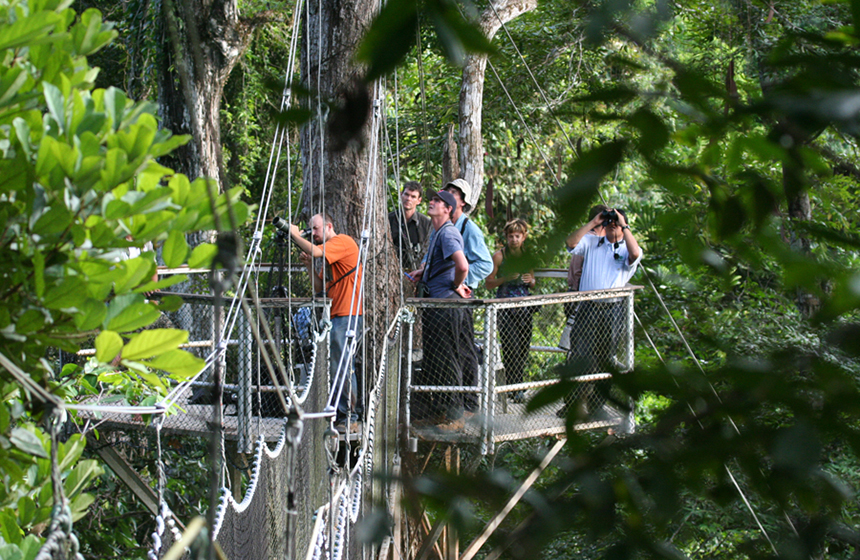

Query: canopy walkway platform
left=72, top=275, right=640, bottom=455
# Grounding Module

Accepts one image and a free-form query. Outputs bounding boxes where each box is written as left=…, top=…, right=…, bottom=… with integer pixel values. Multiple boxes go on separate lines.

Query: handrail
left=405, top=285, right=643, bottom=307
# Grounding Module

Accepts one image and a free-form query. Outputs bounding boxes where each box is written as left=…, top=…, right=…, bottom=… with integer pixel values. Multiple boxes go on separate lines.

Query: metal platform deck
left=410, top=401, right=626, bottom=444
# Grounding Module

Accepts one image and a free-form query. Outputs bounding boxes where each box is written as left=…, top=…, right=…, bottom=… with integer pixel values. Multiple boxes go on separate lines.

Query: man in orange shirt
left=289, top=213, right=363, bottom=431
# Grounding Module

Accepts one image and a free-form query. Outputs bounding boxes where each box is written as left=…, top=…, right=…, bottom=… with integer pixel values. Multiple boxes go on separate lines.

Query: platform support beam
left=459, top=438, right=566, bottom=560
left=93, top=444, right=159, bottom=516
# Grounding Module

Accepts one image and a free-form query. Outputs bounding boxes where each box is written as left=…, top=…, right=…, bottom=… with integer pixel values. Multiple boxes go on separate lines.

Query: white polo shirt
left=572, top=234, right=641, bottom=291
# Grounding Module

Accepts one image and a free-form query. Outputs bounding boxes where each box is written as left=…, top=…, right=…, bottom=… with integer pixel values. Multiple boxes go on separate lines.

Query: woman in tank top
left=485, top=219, right=535, bottom=403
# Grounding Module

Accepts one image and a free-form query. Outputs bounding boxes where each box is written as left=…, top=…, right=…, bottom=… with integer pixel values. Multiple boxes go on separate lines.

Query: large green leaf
left=9, top=428, right=48, bottom=459
left=75, top=298, right=107, bottom=331
left=42, top=277, right=87, bottom=311
left=16, top=497, right=36, bottom=527
left=122, top=329, right=188, bottom=361
left=0, top=68, right=30, bottom=113
left=63, top=459, right=102, bottom=499
left=113, top=256, right=156, bottom=294
left=106, top=302, right=160, bottom=333
left=71, top=9, right=116, bottom=56
left=188, top=242, right=217, bottom=269
left=147, top=349, right=205, bottom=379
left=42, top=82, right=66, bottom=134
left=162, top=230, right=189, bottom=269
left=95, top=330, right=123, bottom=363
left=0, top=510, right=23, bottom=546
left=0, top=12, right=61, bottom=51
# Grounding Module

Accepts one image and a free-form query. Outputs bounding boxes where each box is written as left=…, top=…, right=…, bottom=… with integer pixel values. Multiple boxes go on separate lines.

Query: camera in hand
left=272, top=216, right=311, bottom=238
left=600, top=209, right=618, bottom=226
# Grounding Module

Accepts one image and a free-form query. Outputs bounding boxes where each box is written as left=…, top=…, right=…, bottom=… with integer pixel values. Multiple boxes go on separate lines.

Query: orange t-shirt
left=319, top=234, right=363, bottom=317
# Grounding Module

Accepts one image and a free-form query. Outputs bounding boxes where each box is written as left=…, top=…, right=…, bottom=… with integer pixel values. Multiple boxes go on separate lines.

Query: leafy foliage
left=0, top=0, right=248, bottom=556
left=380, top=0, right=860, bottom=557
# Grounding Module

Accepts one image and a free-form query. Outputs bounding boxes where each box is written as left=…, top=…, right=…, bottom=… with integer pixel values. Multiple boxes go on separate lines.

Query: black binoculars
left=600, top=210, right=618, bottom=226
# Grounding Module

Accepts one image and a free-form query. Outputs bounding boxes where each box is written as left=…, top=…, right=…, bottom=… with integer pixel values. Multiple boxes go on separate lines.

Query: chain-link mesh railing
left=74, top=267, right=327, bottom=454
left=406, top=285, right=639, bottom=453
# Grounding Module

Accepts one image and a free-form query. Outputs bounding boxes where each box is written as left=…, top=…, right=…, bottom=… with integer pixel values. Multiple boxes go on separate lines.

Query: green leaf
left=155, top=294, right=184, bottom=312
left=103, top=87, right=129, bottom=132
left=188, top=243, right=218, bottom=269
left=17, top=496, right=36, bottom=527
left=10, top=428, right=48, bottom=459
left=134, top=274, right=187, bottom=295
left=106, top=302, right=160, bottom=333
left=147, top=349, right=205, bottom=379
left=0, top=510, right=23, bottom=545
left=122, top=329, right=188, bottom=361
left=69, top=492, right=96, bottom=522
left=63, top=459, right=102, bottom=499
left=74, top=298, right=107, bottom=331
left=430, top=0, right=496, bottom=59
left=114, top=256, right=156, bottom=294
left=95, top=330, right=123, bottom=363
left=33, top=251, right=45, bottom=298
left=43, top=82, right=66, bottom=134
left=0, top=69, right=30, bottom=113
left=42, top=277, right=86, bottom=311
left=71, top=9, right=116, bottom=56
left=0, top=12, right=61, bottom=51
left=58, top=435, right=86, bottom=473
left=0, top=402, right=9, bottom=432
left=19, top=534, right=43, bottom=560
left=163, top=230, right=189, bottom=268
left=0, top=545, right=23, bottom=560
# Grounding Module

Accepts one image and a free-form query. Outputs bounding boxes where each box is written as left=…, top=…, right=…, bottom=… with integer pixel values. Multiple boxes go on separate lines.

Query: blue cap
left=433, top=190, right=457, bottom=211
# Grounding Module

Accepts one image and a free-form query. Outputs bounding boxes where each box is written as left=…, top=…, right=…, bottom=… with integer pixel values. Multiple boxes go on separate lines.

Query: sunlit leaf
left=147, top=349, right=205, bottom=379
left=95, top=330, right=123, bottom=363
left=122, top=329, right=188, bottom=361
left=163, top=230, right=189, bottom=268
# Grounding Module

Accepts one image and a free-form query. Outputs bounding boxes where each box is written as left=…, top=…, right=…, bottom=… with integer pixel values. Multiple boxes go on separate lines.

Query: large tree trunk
left=158, top=0, right=257, bottom=184
left=299, top=0, right=399, bottom=555
left=458, top=0, right=537, bottom=208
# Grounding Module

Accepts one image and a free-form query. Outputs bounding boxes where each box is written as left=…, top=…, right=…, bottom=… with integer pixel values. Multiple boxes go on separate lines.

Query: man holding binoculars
left=566, top=205, right=641, bottom=289
left=560, top=205, right=642, bottom=424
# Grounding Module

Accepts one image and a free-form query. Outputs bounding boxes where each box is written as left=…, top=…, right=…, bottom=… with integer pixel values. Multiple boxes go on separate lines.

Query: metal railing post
left=626, top=291, right=635, bottom=371
left=406, top=307, right=415, bottom=430
left=237, top=309, right=253, bottom=452
left=482, top=304, right=497, bottom=455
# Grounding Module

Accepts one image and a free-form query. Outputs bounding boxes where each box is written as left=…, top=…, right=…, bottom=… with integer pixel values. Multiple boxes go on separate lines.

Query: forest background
left=3, top=0, right=860, bottom=558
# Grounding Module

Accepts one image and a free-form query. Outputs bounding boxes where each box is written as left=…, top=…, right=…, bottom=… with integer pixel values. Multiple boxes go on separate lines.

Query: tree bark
left=158, top=0, right=258, bottom=184
left=442, top=124, right=460, bottom=187
left=299, top=2, right=400, bottom=551
left=458, top=0, right=538, bottom=208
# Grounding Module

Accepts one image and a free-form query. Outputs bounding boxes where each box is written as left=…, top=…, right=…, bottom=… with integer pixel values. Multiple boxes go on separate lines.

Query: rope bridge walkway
left=62, top=270, right=641, bottom=559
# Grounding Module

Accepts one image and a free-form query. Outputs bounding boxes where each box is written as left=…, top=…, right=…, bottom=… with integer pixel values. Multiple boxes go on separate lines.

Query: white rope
left=308, top=504, right=329, bottom=560
left=211, top=424, right=291, bottom=539
left=324, top=84, right=382, bottom=418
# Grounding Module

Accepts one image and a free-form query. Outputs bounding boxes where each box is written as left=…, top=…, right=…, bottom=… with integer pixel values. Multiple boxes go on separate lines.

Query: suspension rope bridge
left=19, top=1, right=762, bottom=558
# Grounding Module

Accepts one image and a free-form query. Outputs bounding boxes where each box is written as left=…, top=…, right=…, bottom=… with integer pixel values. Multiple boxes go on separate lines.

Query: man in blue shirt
left=410, top=191, right=470, bottom=429
left=413, top=178, right=493, bottom=416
